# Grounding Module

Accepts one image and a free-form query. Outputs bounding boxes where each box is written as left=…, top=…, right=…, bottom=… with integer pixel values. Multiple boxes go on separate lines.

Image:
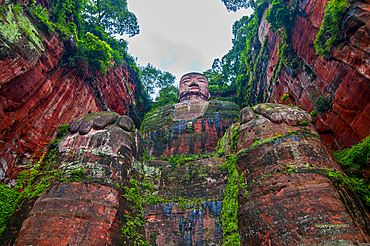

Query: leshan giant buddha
left=141, top=72, right=239, bottom=157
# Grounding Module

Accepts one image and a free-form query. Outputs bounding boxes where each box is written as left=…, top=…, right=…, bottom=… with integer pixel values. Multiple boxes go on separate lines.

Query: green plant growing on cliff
left=122, top=178, right=148, bottom=245
left=335, top=136, right=370, bottom=174
left=310, top=110, right=318, bottom=117
left=0, top=184, right=20, bottom=236
left=221, top=154, right=241, bottom=246
left=230, top=126, right=240, bottom=153
left=265, top=0, right=293, bottom=35
left=280, top=93, right=289, bottom=102
left=312, top=94, right=332, bottom=113
left=76, top=32, right=115, bottom=73
left=314, top=0, right=348, bottom=56
left=70, top=168, right=85, bottom=181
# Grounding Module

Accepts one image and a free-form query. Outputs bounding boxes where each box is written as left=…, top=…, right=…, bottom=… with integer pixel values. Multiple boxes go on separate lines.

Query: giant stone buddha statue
left=141, top=72, right=239, bottom=157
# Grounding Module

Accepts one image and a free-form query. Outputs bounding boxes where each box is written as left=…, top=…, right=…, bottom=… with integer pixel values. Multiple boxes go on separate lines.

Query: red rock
left=236, top=104, right=370, bottom=245
left=0, top=4, right=147, bottom=183
left=10, top=112, right=145, bottom=245
left=141, top=100, right=239, bottom=157
left=16, top=183, right=120, bottom=246
left=253, top=0, right=370, bottom=150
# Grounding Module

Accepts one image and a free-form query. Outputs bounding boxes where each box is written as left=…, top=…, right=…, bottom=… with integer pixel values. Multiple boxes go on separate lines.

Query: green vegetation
left=334, top=135, right=370, bottom=206
left=280, top=93, right=289, bottom=102
left=220, top=127, right=242, bottom=245
left=0, top=124, right=70, bottom=236
left=76, top=32, right=116, bottom=73
left=122, top=178, right=149, bottom=245
left=0, top=184, right=20, bottom=236
left=313, top=95, right=332, bottom=113
left=310, top=110, right=318, bottom=117
left=265, top=0, right=293, bottom=34
left=153, top=85, right=179, bottom=109
left=314, top=0, right=348, bottom=57
left=139, top=63, right=176, bottom=99
left=221, top=154, right=240, bottom=245
left=25, top=0, right=140, bottom=74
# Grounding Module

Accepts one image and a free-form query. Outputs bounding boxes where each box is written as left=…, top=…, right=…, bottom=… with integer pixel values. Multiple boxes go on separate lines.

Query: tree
left=220, top=0, right=262, bottom=11
left=82, top=0, right=139, bottom=37
left=154, top=85, right=179, bottom=108
left=140, top=64, right=176, bottom=100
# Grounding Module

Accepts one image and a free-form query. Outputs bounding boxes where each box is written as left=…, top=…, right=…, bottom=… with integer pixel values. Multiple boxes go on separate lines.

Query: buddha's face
left=178, top=73, right=210, bottom=102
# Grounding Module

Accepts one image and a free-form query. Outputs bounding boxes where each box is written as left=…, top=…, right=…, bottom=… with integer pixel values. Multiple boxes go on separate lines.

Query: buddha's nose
left=190, top=79, right=199, bottom=86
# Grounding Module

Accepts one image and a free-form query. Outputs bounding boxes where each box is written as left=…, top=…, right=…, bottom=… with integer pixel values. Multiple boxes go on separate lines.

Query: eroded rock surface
left=13, top=112, right=145, bottom=245
left=142, top=157, right=226, bottom=245
left=245, top=0, right=370, bottom=150
left=235, top=103, right=370, bottom=245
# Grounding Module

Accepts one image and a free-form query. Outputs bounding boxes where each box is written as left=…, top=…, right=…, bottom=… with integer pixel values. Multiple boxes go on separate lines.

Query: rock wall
left=142, top=157, right=226, bottom=245
left=235, top=103, right=370, bottom=245
left=0, top=3, right=148, bottom=183
left=141, top=100, right=239, bottom=157
left=249, top=0, right=370, bottom=150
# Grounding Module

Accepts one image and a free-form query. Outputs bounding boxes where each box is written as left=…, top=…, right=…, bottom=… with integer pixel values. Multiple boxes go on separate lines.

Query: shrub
left=314, top=0, right=348, bottom=56
left=76, top=33, right=115, bottom=73
left=0, top=184, right=20, bottom=236
left=280, top=93, right=289, bottom=102
left=335, top=135, right=370, bottom=206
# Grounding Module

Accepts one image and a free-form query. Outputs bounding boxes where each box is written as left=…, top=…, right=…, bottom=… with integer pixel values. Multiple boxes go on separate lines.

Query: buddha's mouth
left=189, top=84, right=200, bottom=90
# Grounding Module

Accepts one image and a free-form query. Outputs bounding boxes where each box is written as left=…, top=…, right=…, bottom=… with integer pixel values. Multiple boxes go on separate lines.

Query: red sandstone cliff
left=0, top=3, right=148, bottom=183
left=250, top=0, right=370, bottom=150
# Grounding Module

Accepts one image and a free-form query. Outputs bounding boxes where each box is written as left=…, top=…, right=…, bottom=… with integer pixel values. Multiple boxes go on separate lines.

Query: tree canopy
left=140, top=63, right=176, bottom=99
left=154, top=85, right=179, bottom=108
left=82, top=0, right=139, bottom=37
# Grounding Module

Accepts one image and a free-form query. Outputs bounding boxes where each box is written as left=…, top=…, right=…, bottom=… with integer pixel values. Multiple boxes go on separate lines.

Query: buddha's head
left=178, top=72, right=210, bottom=102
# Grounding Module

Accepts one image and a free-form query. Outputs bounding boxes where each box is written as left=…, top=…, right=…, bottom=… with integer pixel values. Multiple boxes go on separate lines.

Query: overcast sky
left=125, top=0, right=253, bottom=85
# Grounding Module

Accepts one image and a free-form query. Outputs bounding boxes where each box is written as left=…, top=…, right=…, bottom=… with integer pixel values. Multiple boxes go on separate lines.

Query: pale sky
left=125, top=0, right=253, bottom=85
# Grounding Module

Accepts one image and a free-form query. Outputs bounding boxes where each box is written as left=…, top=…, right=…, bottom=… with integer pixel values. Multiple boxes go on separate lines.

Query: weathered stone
left=249, top=0, right=370, bottom=150
left=178, top=73, right=210, bottom=102
left=93, top=111, right=120, bottom=130
left=240, top=107, right=255, bottom=124
left=236, top=104, right=370, bottom=245
left=117, top=115, right=134, bottom=132
left=16, top=183, right=120, bottom=246
left=143, top=157, right=226, bottom=246
left=79, top=121, right=92, bottom=135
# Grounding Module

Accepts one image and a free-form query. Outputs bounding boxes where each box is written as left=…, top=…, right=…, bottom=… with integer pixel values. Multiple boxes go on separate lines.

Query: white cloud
left=126, top=0, right=253, bottom=84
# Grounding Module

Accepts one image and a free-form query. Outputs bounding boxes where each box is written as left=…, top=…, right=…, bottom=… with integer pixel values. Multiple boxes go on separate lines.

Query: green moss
left=122, top=178, right=149, bottom=245
left=310, top=110, right=318, bottom=117
left=335, top=135, right=370, bottom=173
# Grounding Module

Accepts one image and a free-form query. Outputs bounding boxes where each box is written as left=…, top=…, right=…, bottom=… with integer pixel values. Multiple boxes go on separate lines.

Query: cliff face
left=0, top=3, right=148, bottom=183
left=249, top=0, right=370, bottom=150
